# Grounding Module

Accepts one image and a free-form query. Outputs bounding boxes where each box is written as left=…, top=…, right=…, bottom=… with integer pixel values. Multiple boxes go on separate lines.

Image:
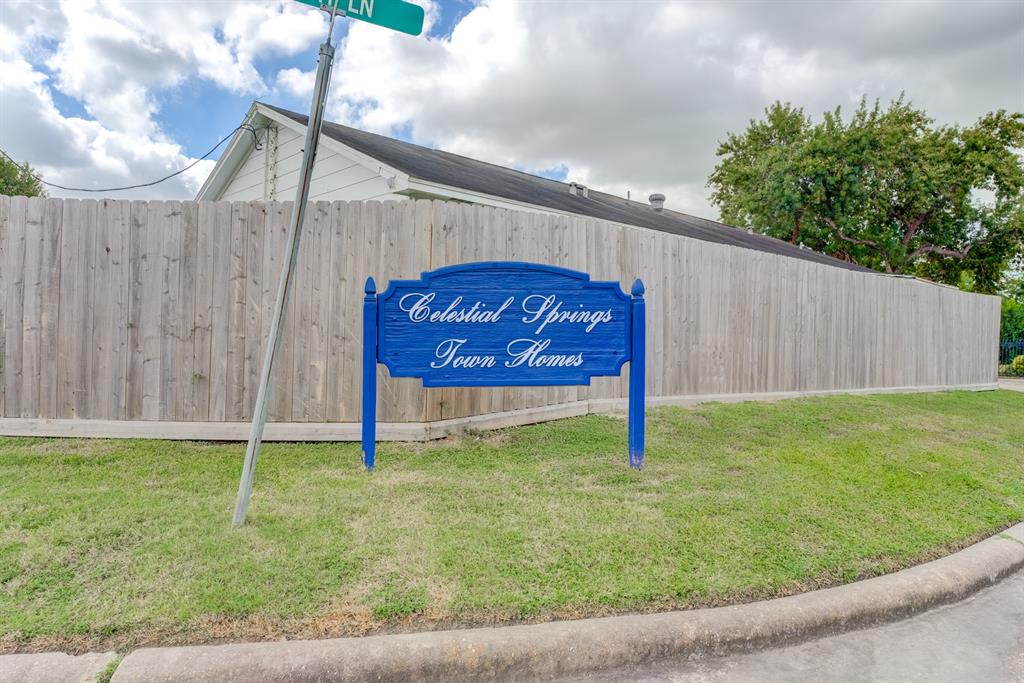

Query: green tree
left=709, top=97, right=1024, bottom=292
left=1000, top=270, right=1024, bottom=340
left=0, top=155, right=47, bottom=198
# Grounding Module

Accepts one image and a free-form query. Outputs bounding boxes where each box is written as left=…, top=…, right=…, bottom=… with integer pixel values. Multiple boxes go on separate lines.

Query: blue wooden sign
left=362, top=262, right=645, bottom=469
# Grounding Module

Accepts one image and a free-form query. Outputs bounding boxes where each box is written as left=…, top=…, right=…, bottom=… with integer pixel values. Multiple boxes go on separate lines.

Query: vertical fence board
left=427, top=201, right=457, bottom=420
left=139, top=201, right=166, bottom=419
left=79, top=201, right=99, bottom=417
left=377, top=201, right=404, bottom=422
left=421, top=202, right=443, bottom=423
left=3, top=197, right=27, bottom=417
left=585, top=218, right=622, bottom=403
left=500, top=206, right=528, bottom=413
left=175, top=202, right=199, bottom=420
left=95, top=200, right=131, bottom=419
left=326, top=201, right=355, bottom=422
left=289, top=201, right=315, bottom=421
left=661, top=229, right=682, bottom=396
left=679, top=238, right=698, bottom=395
left=224, top=201, right=249, bottom=401
left=19, top=198, right=44, bottom=418
left=263, top=201, right=294, bottom=421
left=157, top=201, right=182, bottom=420
left=290, top=202, right=314, bottom=421
left=126, top=201, right=146, bottom=420
left=56, top=200, right=78, bottom=419
left=340, top=201, right=367, bottom=422
left=110, top=201, right=131, bottom=419
left=193, top=202, right=220, bottom=421
left=91, top=200, right=121, bottom=418
left=243, top=201, right=266, bottom=419
left=313, top=200, right=336, bottom=420
left=548, top=213, right=575, bottom=407
left=449, top=203, right=482, bottom=419
left=293, top=201, right=332, bottom=421
left=470, top=205, right=508, bottom=417
left=364, top=201, right=392, bottom=423
left=91, top=200, right=114, bottom=418
left=385, top=200, right=428, bottom=422
left=0, top=196, right=9, bottom=417
left=210, top=202, right=237, bottom=420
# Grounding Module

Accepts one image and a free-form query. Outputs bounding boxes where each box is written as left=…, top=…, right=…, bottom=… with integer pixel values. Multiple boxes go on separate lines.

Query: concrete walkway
left=0, top=651, right=117, bottom=683
left=998, top=378, right=1024, bottom=392
left=569, top=569, right=1024, bottom=683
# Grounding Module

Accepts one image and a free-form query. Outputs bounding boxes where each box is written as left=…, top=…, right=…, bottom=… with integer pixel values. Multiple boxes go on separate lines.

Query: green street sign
left=295, top=0, right=424, bottom=36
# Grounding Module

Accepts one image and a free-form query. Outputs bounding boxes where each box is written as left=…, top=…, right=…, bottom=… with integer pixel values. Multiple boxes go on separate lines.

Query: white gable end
left=204, top=109, right=407, bottom=203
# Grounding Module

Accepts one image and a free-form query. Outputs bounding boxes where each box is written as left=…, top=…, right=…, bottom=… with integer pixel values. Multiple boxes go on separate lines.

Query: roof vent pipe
left=649, top=193, right=666, bottom=212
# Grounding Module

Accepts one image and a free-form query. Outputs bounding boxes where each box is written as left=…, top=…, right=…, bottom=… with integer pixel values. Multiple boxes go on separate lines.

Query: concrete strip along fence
left=0, top=196, right=1000, bottom=439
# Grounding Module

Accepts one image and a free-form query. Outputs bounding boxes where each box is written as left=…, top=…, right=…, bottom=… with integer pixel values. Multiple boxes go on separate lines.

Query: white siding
left=219, top=124, right=405, bottom=203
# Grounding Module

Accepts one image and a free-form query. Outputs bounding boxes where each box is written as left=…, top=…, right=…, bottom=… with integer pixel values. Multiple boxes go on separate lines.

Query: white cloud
left=1, top=0, right=1021, bottom=211
left=1, top=42, right=211, bottom=198
left=315, top=0, right=1023, bottom=218
left=0, top=0, right=323, bottom=198
left=276, top=67, right=315, bottom=100
left=46, top=0, right=324, bottom=134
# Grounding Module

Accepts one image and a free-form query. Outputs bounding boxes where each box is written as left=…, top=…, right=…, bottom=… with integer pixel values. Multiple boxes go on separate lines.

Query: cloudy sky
left=1, top=0, right=1022, bottom=218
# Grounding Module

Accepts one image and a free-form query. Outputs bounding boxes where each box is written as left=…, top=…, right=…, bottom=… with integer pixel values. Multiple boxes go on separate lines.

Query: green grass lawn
left=2, top=390, right=1023, bottom=653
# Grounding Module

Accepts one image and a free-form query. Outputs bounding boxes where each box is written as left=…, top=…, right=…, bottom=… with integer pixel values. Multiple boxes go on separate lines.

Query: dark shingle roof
left=263, top=103, right=872, bottom=273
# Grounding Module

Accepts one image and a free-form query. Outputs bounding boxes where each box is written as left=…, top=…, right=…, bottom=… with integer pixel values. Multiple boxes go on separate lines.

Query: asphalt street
left=567, top=568, right=1024, bottom=683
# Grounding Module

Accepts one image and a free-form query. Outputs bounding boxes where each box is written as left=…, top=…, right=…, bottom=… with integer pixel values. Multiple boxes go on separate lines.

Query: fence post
left=628, top=279, right=646, bottom=469
left=362, top=277, right=378, bottom=471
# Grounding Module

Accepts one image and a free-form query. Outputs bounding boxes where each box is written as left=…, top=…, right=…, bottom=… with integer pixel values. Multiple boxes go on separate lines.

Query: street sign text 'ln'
left=294, top=0, right=424, bottom=36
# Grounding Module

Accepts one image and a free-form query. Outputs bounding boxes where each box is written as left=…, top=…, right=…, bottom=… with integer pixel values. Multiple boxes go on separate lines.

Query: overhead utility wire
left=0, top=124, right=262, bottom=193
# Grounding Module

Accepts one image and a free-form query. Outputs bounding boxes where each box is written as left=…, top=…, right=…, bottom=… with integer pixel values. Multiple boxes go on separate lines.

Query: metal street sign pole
left=232, top=2, right=342, bottom=526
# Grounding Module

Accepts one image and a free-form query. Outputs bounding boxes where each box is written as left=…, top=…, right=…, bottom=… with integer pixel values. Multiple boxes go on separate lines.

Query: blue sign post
left=362, top=262, right=645, bottom=469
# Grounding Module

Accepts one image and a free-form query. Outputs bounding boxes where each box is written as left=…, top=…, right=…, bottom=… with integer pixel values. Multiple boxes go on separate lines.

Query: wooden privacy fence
left=0, top=196, right=1000, bottom=430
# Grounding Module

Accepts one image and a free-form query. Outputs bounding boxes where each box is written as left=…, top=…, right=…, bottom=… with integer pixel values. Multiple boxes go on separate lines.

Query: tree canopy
left=0, top=155, right=46, bottom=198
left=1000, top=270, right=1024, bottom=341
left=708, top=97, right=1024, bottom=292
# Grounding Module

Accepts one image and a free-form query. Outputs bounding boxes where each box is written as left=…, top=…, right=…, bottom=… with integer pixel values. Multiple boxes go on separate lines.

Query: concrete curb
left=0, top=651, right=117, bottom=683
left=105, top=522, right=1024, bottom=682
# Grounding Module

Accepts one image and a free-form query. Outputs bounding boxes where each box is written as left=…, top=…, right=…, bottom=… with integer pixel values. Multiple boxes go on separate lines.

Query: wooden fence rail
left=0, top=196, right=1000, bottom=427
